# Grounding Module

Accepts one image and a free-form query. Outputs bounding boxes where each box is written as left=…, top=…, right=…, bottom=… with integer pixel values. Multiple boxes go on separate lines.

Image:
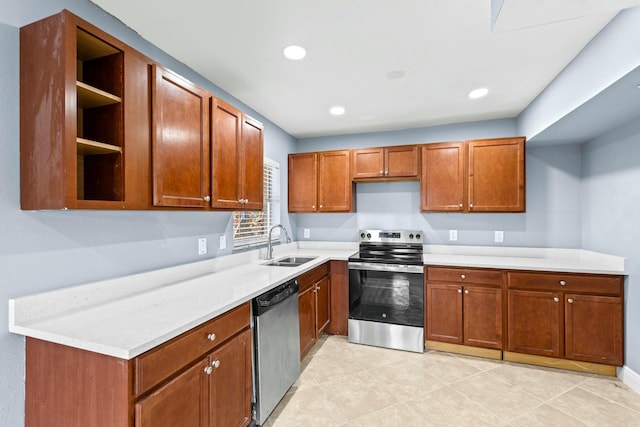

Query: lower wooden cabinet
left=298, top=263, right=331, bottom=358
left=327, top=260, right=349, bottom=336
left=507, top=272, right=624, bottom=366
left=25, top=303, right=252, bottom=427
left=426, top=267, right=504, bottom=350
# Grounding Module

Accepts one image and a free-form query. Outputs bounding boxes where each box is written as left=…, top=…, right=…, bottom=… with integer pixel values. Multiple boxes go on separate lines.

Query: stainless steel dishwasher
left=253, top=278, right=301, bottom=426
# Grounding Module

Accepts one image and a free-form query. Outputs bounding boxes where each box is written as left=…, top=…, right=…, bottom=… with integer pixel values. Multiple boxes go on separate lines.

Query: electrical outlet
left=449, top=230, right=458, bottom=241
left=495, top=230, right=504, bottom=243
left=198, top=238, right=207, bottom=255
left=304, top=228, right=310, bottom=239
left=219, top=235, right=227, bottom=250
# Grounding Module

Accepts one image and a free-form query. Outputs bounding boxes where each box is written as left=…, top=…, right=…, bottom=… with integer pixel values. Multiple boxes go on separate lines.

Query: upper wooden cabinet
left=211, top=99, right=263, bottom=210
left=20, top=10, right=152, bottom=210
left=351, top=145, right=420, bottom=181
left=421, top=137, right=525, bottom=213
left=288, top=150, right=354, bottom=213
left=151, top=65, right=211, bottom=208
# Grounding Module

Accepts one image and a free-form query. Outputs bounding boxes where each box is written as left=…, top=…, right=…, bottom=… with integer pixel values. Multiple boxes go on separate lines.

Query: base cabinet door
left=299, top=286, right=317, bottom=358
left=565, top=294, right=623, bottom=365
left=316, top=276, right=331, bottom=335
left=209, top=329, right=252, bottom=427
left=463, top=286, right=503, bottom=349
left=135, top=359, right=209, bottom=427
left=426, top=283, right=463, bottom=344
left=507, top=290, right=561, bottom=358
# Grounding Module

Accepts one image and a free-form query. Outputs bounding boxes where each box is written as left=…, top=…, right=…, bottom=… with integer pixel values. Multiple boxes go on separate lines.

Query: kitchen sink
left=262, top=256, right=317, bottom=267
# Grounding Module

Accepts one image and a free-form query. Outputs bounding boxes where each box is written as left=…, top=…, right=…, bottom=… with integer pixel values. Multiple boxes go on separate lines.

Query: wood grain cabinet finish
left=20, top=10, right=153, bottom=210
left=298, top=263, right=331, bottom=358
left=288, top=150, right=354, bottom=213
left=327, top=260, right=349, bottom=336
left=507, top=272, right=624, bottom=366
left=25, top=303, right=252, bottom=427
left=426, top=267, right=504, bottom=350
left=211, top=98, right=263, bottom=210
left=421, top=137, right=525, bottom=213
left=352, top=145, right=420, bottom=181
left=151, top=64, right=211, bottom=208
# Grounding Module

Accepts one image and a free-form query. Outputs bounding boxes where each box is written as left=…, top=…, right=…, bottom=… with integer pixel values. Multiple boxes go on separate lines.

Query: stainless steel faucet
left=266, top=224, right=292, bottom=260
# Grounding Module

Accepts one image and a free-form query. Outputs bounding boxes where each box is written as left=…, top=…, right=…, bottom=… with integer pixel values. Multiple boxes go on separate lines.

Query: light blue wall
left=582, top=119, right=640, bottom=372
left=0, top=1, right=295, bottom=424
left=293, top=121, right=583, bottom=248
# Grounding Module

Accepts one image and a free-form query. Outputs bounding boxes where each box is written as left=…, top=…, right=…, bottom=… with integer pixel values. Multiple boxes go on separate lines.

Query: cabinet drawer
left=134, top=302, right=250, bottom=397
left=427, top=267, right=503, bottom=286
left=299, top=262, right=329, bottom=293
left=508, top=272, right=623, bottom=295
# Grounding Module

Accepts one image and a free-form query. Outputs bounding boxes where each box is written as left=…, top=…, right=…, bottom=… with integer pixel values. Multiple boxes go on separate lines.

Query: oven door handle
left=348, top=262, right=424, bottom=274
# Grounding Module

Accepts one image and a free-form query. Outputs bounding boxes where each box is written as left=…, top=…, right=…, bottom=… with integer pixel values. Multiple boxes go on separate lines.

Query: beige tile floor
left=265, top=335, right=640, bottom=426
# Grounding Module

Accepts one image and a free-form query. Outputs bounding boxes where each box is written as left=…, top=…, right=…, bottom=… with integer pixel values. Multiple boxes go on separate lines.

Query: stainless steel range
left=348, top=230, right=424, bottom=353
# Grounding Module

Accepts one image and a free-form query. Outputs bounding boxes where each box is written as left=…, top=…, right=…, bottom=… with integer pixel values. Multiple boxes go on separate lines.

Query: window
left=233, top=158, right=281, bottom=249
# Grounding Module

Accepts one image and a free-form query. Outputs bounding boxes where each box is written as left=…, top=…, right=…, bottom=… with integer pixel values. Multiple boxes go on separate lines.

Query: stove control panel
left=358, top=230, right=423, bottom=244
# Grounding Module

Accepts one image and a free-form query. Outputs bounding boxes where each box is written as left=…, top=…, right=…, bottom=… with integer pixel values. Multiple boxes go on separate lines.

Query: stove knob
left=360, top=232, right=365, bottom=239
left=416, top=233, right=421, bottom=240
left=366, top=233, right=371, bottom=239
left=409, top=233, right=414, bottom=239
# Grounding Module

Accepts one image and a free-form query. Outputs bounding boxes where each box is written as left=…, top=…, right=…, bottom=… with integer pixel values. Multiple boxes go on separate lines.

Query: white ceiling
left=91, top=0, right=640, bottom=139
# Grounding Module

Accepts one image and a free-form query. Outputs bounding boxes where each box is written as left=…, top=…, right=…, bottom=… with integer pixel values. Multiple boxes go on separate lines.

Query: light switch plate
left=219, top=235, right=227, bottom=250
left=304, top=228, right=310, bottom=238
left=495, top=230, right=504, bottom=243
left=198, top=238, right=207, bottom=255
left=449, top=230, right=458, bottom=241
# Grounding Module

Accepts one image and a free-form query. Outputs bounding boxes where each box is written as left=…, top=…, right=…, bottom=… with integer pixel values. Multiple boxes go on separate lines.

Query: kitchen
left=2, top=0, right=640, bottom=426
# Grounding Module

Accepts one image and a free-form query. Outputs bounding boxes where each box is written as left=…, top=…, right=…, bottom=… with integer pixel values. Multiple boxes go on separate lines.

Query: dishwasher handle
left=253, top=279, right=299, bottom=316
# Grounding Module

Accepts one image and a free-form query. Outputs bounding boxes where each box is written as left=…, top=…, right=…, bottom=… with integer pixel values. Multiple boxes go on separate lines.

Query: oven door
left=348, top=262, right=424, bottom=327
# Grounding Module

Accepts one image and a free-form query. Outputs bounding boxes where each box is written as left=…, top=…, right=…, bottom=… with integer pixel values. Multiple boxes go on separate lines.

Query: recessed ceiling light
left=468, top=87, right=489, bottom=99
left=283, top=45, right=306, bottom=60
left=329, top=106, right=345, bottom=116
left=386, top=70, right=406, bottom=80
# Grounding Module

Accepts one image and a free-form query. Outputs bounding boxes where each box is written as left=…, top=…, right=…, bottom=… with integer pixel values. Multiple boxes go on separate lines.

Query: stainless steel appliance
left=348, top=230, right=424, bottom=353
left=253, top=279, right=301, bottom=425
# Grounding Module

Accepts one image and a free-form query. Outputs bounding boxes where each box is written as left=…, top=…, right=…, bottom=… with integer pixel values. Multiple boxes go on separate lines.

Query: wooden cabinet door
left=565, top=294, right=623, bottom=366
left=318, top=150, right=353, bottom=212
left=240, top=115, right=264, bottom=210
left=421, top=143, right=465, bottom=212
left=352, top=148, right=384, bottom=179
left=288, top=153, right=318, bottom=212
left=507, top=290, right=561, bottom=358
left=468, top=137, right=525, bottom=212
left=463, top=286, right=503, bottom=350
left=385, top=145, right=420, bottom=178
left=208, top=329, right=252, bottom=427
left=316, top=276, right=331, bottom=335
left=426, top=283, right=463, bottom=344
left=211, top=98, right=242, bottom=209
left=299, top=286, right=317, bottom=358
left=135, top=358, right=208, bottom=427
left=152, top=65, right=210, bottom=208
left=327, top=260, right=349, bottom=336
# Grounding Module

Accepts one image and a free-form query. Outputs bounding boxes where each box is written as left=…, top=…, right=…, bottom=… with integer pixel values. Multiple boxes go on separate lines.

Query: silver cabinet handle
left=553, top=297, right=559, bottom=302
left=312, top=205, right=316, bottom=209
left=203, top=196, right=211, bottom=202
left=320, top=204, right=323, bottom=208
left=457, top=289, right=462, bottom=293
left=207, top=333, right=216, bottom=341
left=204, top=366, right=213, bottom=375
left=464, top=289, right=469, bottom=294
left=212, top=360, right=220, bottom=368
left=461, top=274, right=466, bottom=279
left=568, top=298, right=574, bottom=304
left=559, top=280, right=566, bottom=286
left=469, top=203, right=473, bottom=209
left=459, top=203, right=463, bottom=208
left=379, top=170, right=384, bottom=175
left=385, top=170, right=389, bottom=176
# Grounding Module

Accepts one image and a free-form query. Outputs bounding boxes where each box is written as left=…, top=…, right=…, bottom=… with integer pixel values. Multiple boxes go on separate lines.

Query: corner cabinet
left=421, top=137, right=525, bottom=213
left=20, top=10, right=152, bottom=210
left=151, top=65, right=211, bottom=208
left=288, top=150, right=354, bottom=213
left=211, top=98, right=263, bottom=210
left=25, top=303, right=253, bottom=427
left=351, top=145, right=420, bottom=181
left=298, top=263, right=331, bottom=358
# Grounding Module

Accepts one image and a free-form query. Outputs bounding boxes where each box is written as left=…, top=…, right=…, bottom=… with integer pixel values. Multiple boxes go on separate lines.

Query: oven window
left=349, top=269, right=424, bottom=327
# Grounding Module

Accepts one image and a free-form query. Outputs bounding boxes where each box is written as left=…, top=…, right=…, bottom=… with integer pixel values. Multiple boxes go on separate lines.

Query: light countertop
left=8, top=242, right=625, bottom=360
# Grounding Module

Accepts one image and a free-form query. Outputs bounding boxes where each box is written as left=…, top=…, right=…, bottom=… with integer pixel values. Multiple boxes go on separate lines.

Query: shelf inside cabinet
left=77, top=81, right=121, bottom=109
left=76, top=28, right=119, bottom=61
left=77, top=137, right=122, bottom=155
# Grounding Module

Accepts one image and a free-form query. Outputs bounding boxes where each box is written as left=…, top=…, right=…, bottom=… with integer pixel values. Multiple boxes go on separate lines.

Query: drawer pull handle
left=461, top=274, right=466, bottom=279
left=559, top=280, right=566, bottom=286
left=212, top=360, right=221, bottom=368
left=204, top=366, right=213, bottom=375
left=568, top=298, right=574, bottom=304
left=553, top=297, right=559, bottom=302
left=207, top=333, right=216, bottom=341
